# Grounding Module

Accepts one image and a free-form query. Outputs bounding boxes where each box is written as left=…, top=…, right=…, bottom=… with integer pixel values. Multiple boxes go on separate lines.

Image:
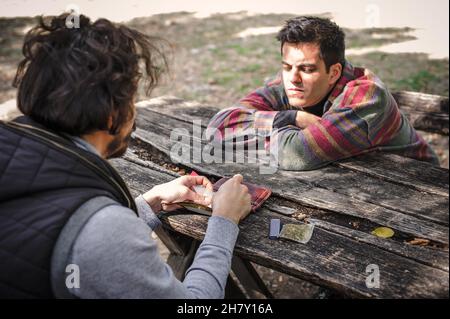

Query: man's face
left=106, top=107, right=136, bottom=159
left=281, top=42, right=336, bottom=108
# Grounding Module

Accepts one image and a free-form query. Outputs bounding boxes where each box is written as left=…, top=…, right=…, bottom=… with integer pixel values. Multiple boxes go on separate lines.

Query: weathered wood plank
left=335, top=153, right=449, bottom=197
left=130, top=126, right=449, bottom=243
left=111, top=157, right=175, bottom=191
left=284, top=166, right=449, bottom=225
left=132, top=110, right=448, bottom=231
left=263, top=195, right=450, bottom=271
left=392, top=91, right=449, bottom=114
left=112, top=157, right=448, bottom=298
left=112, top=157, right=449, bottom=278
left=135, top=115, right=449, bottom=218
left=261, top=195, right=449, bottom=272
left=308, top=218, right=449, bottom=272
left=137, top=100, right=449, bottom=196
left=136, top=96, right=220, bottom=126
left=158, top=210, right=448, bottom=298
left=392, top=91, right=449, bottom=135
left=274, top=175, right=449, bottom=244
left=138, top=94, right=450, bottom=161
left=124, top=149, right=179, bottom=178
left=138, top=92, right=450, bottom=136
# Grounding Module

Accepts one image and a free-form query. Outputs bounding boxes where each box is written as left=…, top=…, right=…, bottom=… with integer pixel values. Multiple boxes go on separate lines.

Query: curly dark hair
left=13, top=13, right=168, bottom=136
left=276, top=16, right=345, bottom=72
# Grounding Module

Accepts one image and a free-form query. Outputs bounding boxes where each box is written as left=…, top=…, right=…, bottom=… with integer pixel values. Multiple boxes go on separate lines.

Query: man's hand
left=295, top=111, right=321, bottom=129
left=212, top=174, right=251, bottom=225
left=143, top=175, right=214, bottom=212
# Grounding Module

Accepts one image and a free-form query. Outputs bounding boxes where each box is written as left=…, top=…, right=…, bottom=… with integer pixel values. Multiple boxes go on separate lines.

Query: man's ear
left=328, top=63, right=342, bottom=86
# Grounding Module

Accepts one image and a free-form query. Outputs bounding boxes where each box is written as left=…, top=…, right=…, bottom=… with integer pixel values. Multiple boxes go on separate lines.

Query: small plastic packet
left=190, top=171, right=214, bottom=202
left=192, top=185, right=214, bottom=200
left=279, top=223, right=314, bottom=244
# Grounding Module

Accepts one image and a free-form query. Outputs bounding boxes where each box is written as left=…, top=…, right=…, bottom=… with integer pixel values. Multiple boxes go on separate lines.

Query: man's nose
left=290, top=70, right=302, bottom=84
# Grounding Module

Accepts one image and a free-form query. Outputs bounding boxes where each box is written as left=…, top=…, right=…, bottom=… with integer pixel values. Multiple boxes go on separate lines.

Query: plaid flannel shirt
left=207, top=61, right=438, bottom=170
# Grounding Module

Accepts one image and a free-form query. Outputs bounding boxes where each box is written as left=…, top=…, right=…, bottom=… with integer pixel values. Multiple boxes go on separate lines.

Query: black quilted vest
left=0, top=116, right=137, bottom=298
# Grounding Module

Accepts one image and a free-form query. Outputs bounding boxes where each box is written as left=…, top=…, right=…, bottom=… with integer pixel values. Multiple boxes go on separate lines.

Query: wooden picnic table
left=112, top=94, right=449, bottom=299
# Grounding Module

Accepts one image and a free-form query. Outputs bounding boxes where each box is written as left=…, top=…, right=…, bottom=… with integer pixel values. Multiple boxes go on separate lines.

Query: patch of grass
left=395, top=70, right=439, bottom=92
left=348, top=52, right=448, bottom=96
left=209, top=47, right=228, bottom=59
left=226, top=43, right=252, bottom=55
left=240, top=63, right=262, bottom=73
left=1, top=13, right=448, bottom=109
left=214, top=73, right=239, bottom=86
left=238, top=77, right=265, bottom=94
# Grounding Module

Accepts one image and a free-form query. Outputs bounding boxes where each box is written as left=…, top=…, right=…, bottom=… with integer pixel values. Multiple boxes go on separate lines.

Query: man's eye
left=302, top=68, right=315, bottom=73
left=282, top=65, right=291, bottom=71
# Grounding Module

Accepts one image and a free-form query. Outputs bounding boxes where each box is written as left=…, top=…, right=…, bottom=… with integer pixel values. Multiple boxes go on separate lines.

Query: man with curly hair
left=208, top=16, right=438, bottom=170
left=0, top=13, right=251, bottom=298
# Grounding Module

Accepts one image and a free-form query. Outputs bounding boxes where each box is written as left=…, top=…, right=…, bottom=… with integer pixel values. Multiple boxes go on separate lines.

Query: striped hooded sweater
left=207, top=61, right=438, bottom=170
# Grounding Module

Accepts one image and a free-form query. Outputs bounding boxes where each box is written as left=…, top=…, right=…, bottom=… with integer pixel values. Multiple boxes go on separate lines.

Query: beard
left=106, top=130, right=133, bottom=159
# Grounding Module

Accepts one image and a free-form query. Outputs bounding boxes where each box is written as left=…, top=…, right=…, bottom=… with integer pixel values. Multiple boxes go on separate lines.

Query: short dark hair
left=13, top=13, right=167, bottom=136
left=276, top=16, right=345, bottom=72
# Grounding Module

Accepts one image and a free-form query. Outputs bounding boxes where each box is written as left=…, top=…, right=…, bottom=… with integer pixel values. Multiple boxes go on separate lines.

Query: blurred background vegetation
left=1, top=12, right=449, bottom=108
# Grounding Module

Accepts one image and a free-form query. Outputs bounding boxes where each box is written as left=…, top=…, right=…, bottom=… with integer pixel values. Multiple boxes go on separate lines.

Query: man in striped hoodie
left=207, top=16, right=438, bottom=170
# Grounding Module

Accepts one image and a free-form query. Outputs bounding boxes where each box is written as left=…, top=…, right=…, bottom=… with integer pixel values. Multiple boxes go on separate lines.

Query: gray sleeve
left=134, top=194, right=162, bottom=230
left=67, top=202, right=239, bottom=299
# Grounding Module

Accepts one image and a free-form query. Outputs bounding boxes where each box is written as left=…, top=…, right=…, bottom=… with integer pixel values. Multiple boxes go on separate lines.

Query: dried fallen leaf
left=351, top=221, right=360, bottom=229
left=371, top=227, right=394, bottom=238
left=407, top=238, right=430, bottom=246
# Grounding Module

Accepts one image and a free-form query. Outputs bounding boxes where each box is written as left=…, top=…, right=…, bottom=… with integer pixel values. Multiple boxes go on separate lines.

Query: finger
left=202, top=195, right=213, bottom=206
left=198, top=176, right=214, bottom=193
left=184, top=175, right=213, bottom=190
left=246, top=193, right=252, bottom=205
left=162, top=203, right=183, bottom=211
left=220, top=175, right=241, bottom=190
left=232, top=174, right=243, bottom=183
